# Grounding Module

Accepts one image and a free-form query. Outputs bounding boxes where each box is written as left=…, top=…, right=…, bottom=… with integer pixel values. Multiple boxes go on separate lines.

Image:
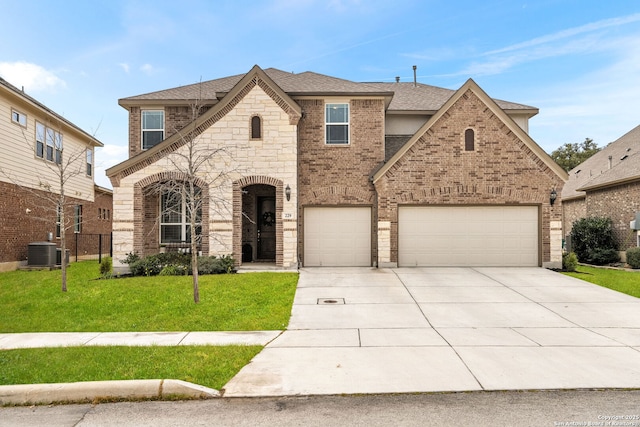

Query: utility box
left=27, top=242, right=57, bottom=266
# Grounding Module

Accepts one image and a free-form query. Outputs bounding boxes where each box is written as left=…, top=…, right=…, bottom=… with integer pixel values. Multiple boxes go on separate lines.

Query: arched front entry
left=233, top=176, right=283, bottom=267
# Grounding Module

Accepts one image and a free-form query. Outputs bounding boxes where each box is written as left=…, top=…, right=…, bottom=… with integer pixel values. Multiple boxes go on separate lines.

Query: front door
left=257, top=196, right=276, bottom=260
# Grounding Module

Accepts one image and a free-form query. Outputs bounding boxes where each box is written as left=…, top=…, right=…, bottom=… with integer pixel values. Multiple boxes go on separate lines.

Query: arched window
left=251, top=115, right=262, bottom=139
left=465, top=128, right=475, bottom=151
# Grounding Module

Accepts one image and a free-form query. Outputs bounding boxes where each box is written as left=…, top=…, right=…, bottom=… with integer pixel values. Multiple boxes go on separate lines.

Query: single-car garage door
left=398, top=206, right=539, bottom=267
left=304, top=207, right=371, bottom=267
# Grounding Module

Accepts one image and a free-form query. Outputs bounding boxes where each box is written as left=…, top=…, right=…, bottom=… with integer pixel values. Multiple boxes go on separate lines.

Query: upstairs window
left=325, top=103, right=349, bottom=145
left=251, top=115, right=262, bottom=139
left=35, top=121, right=62, bottom=163
left=142, top=110, right=164, bottom=149
left=86, top=149, right=93, bottom=177
left=11, top=109, right=27, bottom=127
left=465, top=129, right=475, bottom=151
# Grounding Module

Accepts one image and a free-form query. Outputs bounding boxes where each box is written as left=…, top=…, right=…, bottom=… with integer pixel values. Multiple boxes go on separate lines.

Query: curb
left=0, top=379, right=219, bottom=405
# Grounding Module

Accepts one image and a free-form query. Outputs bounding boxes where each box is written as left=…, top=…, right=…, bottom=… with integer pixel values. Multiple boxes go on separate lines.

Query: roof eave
left=577, top=174, right=640, bottom=192
left=118, top=98, right=220, bottom=109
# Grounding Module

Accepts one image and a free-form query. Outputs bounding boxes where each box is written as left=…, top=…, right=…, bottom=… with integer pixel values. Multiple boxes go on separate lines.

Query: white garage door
left=304, top=207, right=371, bottom=267
left=398, top=206, right=539, bottom=267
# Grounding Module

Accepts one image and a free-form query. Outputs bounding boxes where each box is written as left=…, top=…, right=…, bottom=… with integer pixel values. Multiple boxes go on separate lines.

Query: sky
left=1, top=0, right=639, bottom=188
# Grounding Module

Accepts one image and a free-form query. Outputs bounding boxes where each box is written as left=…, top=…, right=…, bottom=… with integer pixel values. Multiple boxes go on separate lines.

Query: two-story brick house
left=106, top=65, right=566, bottom=273
left=0, top=77, right=112, bottom=271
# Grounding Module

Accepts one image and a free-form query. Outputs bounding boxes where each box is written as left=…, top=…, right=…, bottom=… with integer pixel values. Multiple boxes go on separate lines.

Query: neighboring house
left=562, top=125, right=640, bottom=252
left=107, top=65, right=566, bottom=273
left=0, top=77, right=112, bottom=272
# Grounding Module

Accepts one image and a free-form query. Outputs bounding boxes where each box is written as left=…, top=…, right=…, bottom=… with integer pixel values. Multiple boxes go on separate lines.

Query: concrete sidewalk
left=0, top=331, right=281, bottom=350
left=223, top=267, right=640, bottom=396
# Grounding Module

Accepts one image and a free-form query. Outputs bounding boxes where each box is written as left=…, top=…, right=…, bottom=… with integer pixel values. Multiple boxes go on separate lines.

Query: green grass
left=0, top=261, right=297, bottom=388
left=0, top=345, right=261, bottom=389
left=0, top=262, right=299, bottom=332
left=562, top=265, right=640, bottom=298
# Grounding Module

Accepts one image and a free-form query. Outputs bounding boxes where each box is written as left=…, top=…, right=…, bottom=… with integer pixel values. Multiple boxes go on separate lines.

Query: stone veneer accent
left=112, top=83, right=298, bottom=270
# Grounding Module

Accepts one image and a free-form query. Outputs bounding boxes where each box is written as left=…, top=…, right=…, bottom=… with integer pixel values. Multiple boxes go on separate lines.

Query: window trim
left=325, top=102, right=350, bottom=145
left=86, top=148, right=93, bottom=177
left=464, top=128, right=475, bottom=152
left=35, top=121, right=62, bottom=163
left=141, top=109, right=165, bottom=150
left=74, top=205, right=82, bottom=234
left=250, top=115, right=262, bottom=140
left=159, top=190, right=202, bottom=244
left=11, top=109, right=27, bottom=127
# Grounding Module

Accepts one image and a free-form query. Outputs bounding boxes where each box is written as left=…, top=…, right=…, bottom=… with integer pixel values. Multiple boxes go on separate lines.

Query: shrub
left=588, top=248, right=620, bottom=265
left=99, top=257, right=113, bottom=278
left=195, top=255, right=236, bottom=275
left=159, top=265, right=187, bottom=276
left=562, top=252, right=578, bottom=272
left=627, top=247, right=640, bottom=269
left=120, top=252, right=140, bottom=265
left=126, top=252, right=235, bottom=276
left=570, top=217, right=619, bottom=265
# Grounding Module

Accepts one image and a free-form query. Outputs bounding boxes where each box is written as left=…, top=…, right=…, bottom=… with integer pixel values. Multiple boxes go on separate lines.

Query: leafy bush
left=120, top=252, right=140, bottom=265
left=99, top=257, right=113, bottom=278
left=588, top=248, right=620, bottom=265
left=159, top=265, right=187, bottom=276
left=195, top=255, right=236, bottom=275
left=627, top=247, right=640, bottom=269
left=124, top=252, right=235, bottom=276
left=562, top=252, right=578, bottom=272
left=570, top=217, right=619, bottom=265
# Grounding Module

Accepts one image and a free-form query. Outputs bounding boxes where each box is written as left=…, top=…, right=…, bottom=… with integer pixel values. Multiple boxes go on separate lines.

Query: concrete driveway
left=223, top=267, right=640, bottom=396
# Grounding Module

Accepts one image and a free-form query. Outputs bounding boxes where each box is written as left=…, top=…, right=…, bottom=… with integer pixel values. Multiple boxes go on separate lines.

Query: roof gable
left=563, top=124, right=640, bottom=198
left=106, top=65, right=301, bottom=184
left=373, top=79, right=567, bottom=183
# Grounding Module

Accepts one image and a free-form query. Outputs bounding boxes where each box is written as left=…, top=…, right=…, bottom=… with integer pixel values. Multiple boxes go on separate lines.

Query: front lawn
left=562, top=265, right=640, bottom=298
left=0, top=262, right=299, bottom=332
left=0, top=262, right=297, bottom=389
left=0, top=345, right=261, bottom=390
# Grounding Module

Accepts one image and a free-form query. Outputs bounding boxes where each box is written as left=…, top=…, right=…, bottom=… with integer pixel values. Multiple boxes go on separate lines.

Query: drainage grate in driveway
left=317, top=298, right=345, bottom=305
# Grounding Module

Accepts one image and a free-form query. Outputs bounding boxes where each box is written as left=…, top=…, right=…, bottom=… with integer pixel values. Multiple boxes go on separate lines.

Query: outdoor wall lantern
left=285, top=184, right=291, bottom=201
left=550, top=188, right=557, bottom=206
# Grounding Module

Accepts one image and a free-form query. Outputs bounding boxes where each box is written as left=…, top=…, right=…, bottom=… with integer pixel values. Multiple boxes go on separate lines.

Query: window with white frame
left=325, top=103, right=349, bottom=145
left=36, top=122, right=45, bottom=158
left=142, top=110, right=164, bottom=149
left=11, top=109, right=27, bottom=127
left=56, top=205, right=62, bottom=238
left=35, top=121, right=62, bottom=163
left=74, top=205, right=82, bottom=233
left=86, top=149, right=93, bottom=176
left=160, top=189, right=202, bottom=244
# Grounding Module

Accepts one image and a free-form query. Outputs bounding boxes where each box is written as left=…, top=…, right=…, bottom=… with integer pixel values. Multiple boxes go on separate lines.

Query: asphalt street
left=1, top=390, right=639, bottom=427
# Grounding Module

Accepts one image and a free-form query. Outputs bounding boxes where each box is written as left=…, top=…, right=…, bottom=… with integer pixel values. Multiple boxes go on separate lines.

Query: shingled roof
left=562, top=124, right=640, bottom=200
left=119, top=66, right=538, bottom=115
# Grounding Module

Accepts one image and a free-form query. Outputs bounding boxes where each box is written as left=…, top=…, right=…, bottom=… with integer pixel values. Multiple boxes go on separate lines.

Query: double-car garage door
left=303, top=205, right=539, bottom=267
left=398, top=206, right=539, bottom=267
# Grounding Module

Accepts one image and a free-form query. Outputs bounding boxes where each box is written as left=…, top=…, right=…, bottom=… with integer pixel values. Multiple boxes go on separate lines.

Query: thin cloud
left=140, top=64, right=155, bottom=75
left=0, top=61, right=66, bottom=92
left=484, top=13, right=640, bottom=56
left=119, top=63, right=130, bottom=73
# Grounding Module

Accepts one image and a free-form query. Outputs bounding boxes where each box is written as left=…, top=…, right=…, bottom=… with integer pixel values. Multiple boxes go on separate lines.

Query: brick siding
left=375, top=89, right=564, bottom=265
left=586, top=181, right=640, bottom=250
left=0, top=181, right=112, bottom=267
left=296, top=98, right=385, bottom=265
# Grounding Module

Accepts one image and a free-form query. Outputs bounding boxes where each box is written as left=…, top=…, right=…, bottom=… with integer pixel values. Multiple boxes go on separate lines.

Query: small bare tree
left=146, top=89, right=236, bottom=303
left=2, top=120, right=99, bottom=291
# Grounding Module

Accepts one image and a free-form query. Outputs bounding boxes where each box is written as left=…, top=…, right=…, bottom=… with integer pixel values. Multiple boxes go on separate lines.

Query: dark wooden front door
left=257, top=196, right=276, bottom=260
